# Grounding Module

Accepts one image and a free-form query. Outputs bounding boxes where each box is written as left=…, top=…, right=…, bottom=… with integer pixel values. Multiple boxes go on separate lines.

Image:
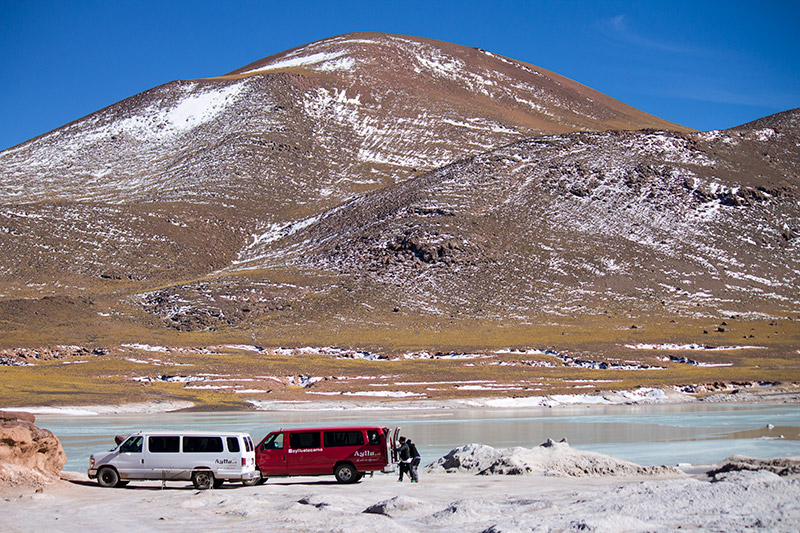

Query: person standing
left=406, top=437, right=420, bottom=483
left=396, top=436, right=411, bottom=482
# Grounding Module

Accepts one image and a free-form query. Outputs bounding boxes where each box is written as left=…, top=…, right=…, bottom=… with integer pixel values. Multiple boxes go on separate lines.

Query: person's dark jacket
left=408, top=440, right=420, bottom=459
left=407, top=440, right=420, bottom=466
left=397, top=442, right=410, bottom=462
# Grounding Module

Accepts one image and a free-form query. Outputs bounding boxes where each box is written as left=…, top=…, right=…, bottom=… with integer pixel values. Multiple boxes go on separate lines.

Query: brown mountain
left=0, top=33, right=796, bottom=359
left=143, top=109, right=800, bottom=334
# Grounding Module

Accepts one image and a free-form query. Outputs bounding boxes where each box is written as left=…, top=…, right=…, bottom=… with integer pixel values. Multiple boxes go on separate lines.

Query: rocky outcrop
left=0, top=345, right=106, bottom=366
left=0, top=411, right=66, bottom=487
left=708, top=455, right=800, bottom=478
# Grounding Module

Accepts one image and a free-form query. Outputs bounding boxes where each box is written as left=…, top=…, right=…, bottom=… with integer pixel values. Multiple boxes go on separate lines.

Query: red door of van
left=255, top=431, right=288, bottom=476
left=285, top=430, right=327, bottom=475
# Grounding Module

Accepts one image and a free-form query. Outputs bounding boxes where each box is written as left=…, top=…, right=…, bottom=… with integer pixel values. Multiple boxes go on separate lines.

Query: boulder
left=0, top=410, right=36, bottom=424
left=0, top=410, right=66, bottom=487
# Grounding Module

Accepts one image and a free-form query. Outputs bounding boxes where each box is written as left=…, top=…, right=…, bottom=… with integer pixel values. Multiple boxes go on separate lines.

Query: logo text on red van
left=353, top=450, right=378, bottom=458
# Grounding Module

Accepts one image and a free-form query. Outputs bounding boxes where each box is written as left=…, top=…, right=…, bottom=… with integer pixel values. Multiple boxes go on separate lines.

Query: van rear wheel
left=334, top=463, right=358, bottom=484
left=192, top=470, right=215, bottom=490
left=97, top=467, right=119, bottom=488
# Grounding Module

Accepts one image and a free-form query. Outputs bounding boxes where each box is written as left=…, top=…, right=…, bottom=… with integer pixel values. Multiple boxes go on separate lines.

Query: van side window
left=324, top=430, right=365, bottom=447
left=226, top=437, right=240, bottom=453
left=289, top=431, right=321, bottom=449
left=183, top=436, right=223, bottom=453
left=367, top=430, right=380, bottom=445
left=120, top=436, right=143, bottom=453
left=245, top=437, right=254, bottom=452
left=262, top=433, right=283, bottom=450
left=148, top=436, right=180, bottom=453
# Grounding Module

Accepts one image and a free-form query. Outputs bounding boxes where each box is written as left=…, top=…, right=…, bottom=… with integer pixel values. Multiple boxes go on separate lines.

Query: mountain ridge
left=0, top=34, right=796, bottom=354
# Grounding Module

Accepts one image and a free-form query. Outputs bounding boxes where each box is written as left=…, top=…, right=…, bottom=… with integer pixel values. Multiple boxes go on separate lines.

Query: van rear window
left=324, top=430, right=365, bottom=447
left=367, top=430, right=380, bottom=445
left=183, top=436, right=223, bottom=453
left=148, top=436, right=179, bottom=453
left=289, top=431, right=321, bottom=449
left=226, top=437, right=240, bottom=453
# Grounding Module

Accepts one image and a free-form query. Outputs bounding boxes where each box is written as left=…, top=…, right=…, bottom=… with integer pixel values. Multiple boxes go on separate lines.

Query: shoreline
left=4, top=382, right=799, bottom=416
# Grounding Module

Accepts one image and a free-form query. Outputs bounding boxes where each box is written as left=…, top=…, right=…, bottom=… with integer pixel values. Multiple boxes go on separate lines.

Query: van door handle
left=141, top=458, right=144, bottom=464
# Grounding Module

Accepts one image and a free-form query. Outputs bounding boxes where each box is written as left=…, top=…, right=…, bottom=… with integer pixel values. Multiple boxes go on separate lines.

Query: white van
left=88, top=431, right=258, bottom=489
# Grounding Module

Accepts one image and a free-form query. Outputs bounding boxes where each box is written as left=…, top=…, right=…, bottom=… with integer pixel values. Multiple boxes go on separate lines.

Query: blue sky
left=1, top=0, right=797, bottom=151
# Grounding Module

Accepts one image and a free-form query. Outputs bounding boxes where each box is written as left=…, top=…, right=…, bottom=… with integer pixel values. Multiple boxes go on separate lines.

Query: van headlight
left=89, top=456, right=95, bottom=469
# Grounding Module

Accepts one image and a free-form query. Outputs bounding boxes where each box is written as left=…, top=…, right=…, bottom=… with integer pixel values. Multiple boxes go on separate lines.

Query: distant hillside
left=0, top=33, right=796, bottom=354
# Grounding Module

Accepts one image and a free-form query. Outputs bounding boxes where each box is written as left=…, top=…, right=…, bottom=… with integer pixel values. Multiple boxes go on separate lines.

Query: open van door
left=390, top=426, right=401, bottom=463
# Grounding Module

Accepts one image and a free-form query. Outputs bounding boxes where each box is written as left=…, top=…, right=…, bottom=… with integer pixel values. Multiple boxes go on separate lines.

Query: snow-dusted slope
left=0, top=33, right=796, bottom=340
left=193, top=111, right=798, bottom=324
left=1, top=32, right=685, bottom=208
left=0, top=32, right=689, bottom=292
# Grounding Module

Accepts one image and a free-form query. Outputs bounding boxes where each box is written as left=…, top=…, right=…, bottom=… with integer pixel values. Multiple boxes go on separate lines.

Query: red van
left=254, top=426, right=397, bottom=484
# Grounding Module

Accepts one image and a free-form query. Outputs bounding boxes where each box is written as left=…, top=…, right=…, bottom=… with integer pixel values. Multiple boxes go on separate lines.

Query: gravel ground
left=3, top=452, right=799, bottom=532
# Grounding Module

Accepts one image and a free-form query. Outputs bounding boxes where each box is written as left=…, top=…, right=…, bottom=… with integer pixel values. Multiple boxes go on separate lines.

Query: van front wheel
left=192, top=470, right=215, bottom=490
left=334, top=463, right=358, bottom=484
left=97, top=467, right=119, bottom=488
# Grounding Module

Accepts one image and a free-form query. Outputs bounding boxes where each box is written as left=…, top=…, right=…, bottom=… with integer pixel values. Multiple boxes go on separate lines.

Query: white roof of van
left=124, top=431, right=252, bottom=437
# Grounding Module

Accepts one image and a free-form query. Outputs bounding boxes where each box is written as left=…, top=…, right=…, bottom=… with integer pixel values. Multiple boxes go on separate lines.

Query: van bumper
left=87, top=468, right=97, bottom=479
left=240, top=470, right=259, bottom=481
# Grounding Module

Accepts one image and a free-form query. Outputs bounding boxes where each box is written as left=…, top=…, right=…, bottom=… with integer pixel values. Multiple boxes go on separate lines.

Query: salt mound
left=427, top=439, right=680, bottom=477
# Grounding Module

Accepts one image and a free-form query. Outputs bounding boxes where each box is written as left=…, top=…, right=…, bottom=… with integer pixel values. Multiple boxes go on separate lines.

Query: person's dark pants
left=398, top=461, right=410, bottom=481
left=409, top=458, right=420, bottom=482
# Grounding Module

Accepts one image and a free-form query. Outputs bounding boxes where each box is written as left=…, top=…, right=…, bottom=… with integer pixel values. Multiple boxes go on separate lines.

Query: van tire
left=192, top=470, right=215, bottom=490
left=97, top=467, right=119, bottom=488
left=334, top=463, right=358, bottom=484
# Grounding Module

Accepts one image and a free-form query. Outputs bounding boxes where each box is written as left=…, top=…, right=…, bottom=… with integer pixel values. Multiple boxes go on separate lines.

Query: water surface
left=35, top=402, right=800, bottom=472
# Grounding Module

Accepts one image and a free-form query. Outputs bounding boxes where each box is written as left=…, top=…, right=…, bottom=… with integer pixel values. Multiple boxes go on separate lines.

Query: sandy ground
left=2, top=466, right=799, bottom=532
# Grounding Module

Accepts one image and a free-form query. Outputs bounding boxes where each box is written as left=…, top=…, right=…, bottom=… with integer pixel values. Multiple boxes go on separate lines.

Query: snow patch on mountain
left=244, top=51, right=349, bottom=74
left=87, top=81, right=247, bottom=142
